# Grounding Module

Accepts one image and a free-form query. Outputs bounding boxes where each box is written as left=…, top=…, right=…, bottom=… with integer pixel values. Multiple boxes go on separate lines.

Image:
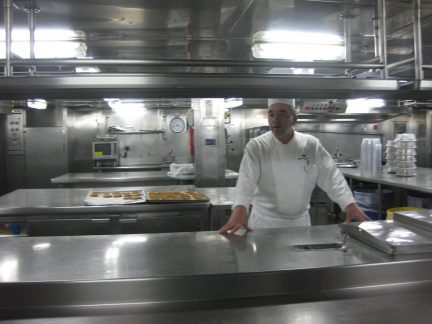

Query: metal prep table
left=341, top=167, right=432, bottom=216
left=1, top=223, right=432, bottom=322
left=0, top=186, right=236, bottom=235
left=51, top=170, right=239, bottom=187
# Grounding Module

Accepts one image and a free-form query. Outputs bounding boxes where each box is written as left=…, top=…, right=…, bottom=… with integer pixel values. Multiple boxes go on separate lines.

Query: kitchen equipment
left=92, top=139, right=119, bottom=167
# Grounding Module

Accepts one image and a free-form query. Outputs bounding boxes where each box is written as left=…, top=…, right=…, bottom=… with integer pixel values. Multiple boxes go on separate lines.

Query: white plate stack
left=384, top=140, right=397, bottom=173
left=394, top=133, right=417, bottom=177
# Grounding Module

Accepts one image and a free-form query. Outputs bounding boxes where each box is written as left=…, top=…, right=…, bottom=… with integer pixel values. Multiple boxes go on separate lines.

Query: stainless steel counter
left=93, top=164, right=170, bottom=171
left=1, top=225, right=432, bottom=321
left=341, top=167, right=432, bottom=194
left=51, top=170, right=238, bottom=187
left=0, top=186, right=235, bottom=217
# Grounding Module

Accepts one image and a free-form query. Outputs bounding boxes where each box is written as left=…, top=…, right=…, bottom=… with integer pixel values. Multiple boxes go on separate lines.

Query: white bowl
left=396, top=167, right=417, bottom=177
left=395, top=155, right=417, bottom=162
left=395, top=133, right=417, bottom=141
left=395, top=141, right=417, bottom=148
left=395, top=148, right=417, bottom=155
left=396, top=161, right=416, bottom=168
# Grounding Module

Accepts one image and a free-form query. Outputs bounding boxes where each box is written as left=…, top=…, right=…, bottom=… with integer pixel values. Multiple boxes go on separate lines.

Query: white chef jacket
left=233, top=131, right=355, bottom=229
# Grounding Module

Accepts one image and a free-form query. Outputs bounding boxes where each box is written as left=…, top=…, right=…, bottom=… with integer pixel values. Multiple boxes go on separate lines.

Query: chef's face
left=268, top=103, right=297, bottom=137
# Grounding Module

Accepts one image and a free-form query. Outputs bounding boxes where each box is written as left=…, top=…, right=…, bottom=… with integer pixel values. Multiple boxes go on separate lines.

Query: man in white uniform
left=219, top=99, right=369, bottom=234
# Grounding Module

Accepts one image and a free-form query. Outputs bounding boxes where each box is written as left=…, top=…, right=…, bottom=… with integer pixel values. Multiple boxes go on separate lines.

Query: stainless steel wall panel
left=193, top=99, right=227, bottom=187
left=25, top=127, right=68, bottom=188
left=0, top=115, right=6, bottom=195
left=6, top=154, right=27, bottom=193
left=67, top=107, right=191, bottom=172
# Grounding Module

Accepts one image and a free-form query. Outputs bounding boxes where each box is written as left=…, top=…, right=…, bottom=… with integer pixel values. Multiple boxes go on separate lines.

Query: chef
left=219, top=99, right=369, bottom=234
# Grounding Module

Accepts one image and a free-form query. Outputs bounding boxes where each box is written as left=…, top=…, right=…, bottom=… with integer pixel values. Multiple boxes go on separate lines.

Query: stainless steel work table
left=341, top=167, right=432, bottom=193
left=51, top=170, right=239, bottom=187
left=0, top=186, right=235, bottom=217
left=1, top=225, right=432, bottom=322
left=0, top=186, right=236, bottom=233
left=341, top=167, right=432, bottom=216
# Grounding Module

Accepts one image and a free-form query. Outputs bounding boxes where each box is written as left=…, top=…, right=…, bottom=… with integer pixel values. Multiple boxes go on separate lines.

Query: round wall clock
left=169, top=117, right=186, bottom=133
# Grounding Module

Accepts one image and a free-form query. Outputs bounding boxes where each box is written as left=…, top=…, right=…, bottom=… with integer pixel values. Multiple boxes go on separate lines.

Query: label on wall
left=205, top=138, right=216, bottom=145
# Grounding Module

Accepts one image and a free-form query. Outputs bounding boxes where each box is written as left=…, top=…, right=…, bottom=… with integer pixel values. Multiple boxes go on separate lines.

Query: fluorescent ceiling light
left=75, top=66, right=100, bottom=73
left=0, top=28, right=86, bottom=58
left=255, top=31, right=343, bottom=45
left=104, top=98, right=147, bottom=118
left=332, top=118, right=357, bottom=122
left=252, top=30, right=344, bottom=61
left=345, top=99, right=385, bottom=113
left=269, top=67, right=314, bottom=75
left=27, top=99, right=47, bottom=109
left=224, top=98, right=243, bottom=109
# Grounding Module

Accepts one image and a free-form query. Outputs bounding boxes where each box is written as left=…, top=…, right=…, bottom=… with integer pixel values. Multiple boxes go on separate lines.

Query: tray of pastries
left=84, top=190, right=146, bottom=205
left=146, top=191, right=209, bottom=202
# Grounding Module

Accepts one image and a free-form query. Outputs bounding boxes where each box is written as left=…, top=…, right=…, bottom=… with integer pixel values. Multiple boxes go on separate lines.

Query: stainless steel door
left=25, top=127, right=68, bottom=188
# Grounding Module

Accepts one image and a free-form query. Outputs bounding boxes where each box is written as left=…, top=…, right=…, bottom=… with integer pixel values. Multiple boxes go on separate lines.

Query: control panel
left=300, top=100, right=347, bottom=113
left=7, top=113, right=24, bottom=153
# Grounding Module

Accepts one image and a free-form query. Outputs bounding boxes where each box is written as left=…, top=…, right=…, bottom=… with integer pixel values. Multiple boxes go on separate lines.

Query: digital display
left=205, top=139, right=216, bottom=145
left=94, top=143, right=112, bottom=155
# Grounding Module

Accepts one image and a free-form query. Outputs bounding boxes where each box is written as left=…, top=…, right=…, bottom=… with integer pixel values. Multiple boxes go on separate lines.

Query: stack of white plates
left=394, top=133, right=417, bottom=177
left=384, top=140, right=397, bottom=173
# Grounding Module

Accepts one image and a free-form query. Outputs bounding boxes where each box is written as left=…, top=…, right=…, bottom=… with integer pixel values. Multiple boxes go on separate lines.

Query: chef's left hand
left=344, top=203, right=371, bottom=222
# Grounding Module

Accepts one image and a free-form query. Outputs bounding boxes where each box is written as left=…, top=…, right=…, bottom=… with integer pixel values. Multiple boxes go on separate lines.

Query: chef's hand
left=344, top=203, right=370, bottom=222
left=218, top=205, right=252, bottom=234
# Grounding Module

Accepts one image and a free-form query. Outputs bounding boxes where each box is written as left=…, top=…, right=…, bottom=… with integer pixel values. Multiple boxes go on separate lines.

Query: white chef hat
left=268, top=98, right=296, bottom=108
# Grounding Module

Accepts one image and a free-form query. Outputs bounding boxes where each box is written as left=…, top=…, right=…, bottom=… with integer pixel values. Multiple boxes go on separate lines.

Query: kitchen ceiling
left=1, top=0, right=432, bottom=102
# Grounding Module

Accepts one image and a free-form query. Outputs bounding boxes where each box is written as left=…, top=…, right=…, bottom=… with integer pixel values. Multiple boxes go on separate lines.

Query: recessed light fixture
left=0, top=28, right=87, bottom=58
left=27, top=99, right=47, bottom=109
left=345, top=99, right=385, bottom=113
left=252, top=30, right=345, bottom=61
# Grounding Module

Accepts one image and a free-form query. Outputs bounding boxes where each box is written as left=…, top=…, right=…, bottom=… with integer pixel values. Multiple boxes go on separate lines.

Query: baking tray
left=84, top=190, right=146, bottom=205
left=146, top=191, right=209, bottom=202
left=341, top=220, right=432, bottom=255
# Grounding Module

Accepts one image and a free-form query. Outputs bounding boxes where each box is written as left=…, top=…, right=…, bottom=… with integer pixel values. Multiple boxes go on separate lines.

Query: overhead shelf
left=0, top=74, right=402, bottom=100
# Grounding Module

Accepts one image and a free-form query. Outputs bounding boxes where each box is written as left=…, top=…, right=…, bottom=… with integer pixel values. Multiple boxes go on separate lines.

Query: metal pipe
left=373, top=8, right=380, bottom=58
left=227, top=0, right=255, bottom=35
left=377, top=0, right=388, bottom=78
left=413, top=0, right=424, bottom=82
left=343, top=12, right=352, bottom=63
left=387, top=57, right=415, bottom=70
left=4, top=0, right=13, bottom=77
left=4, top=58, right=385, bottom=70
left=342, top=8, right=352, bottom=77
left=422, top=65, right=432, bottom=70
left=28, top=0, right=36, bottom=75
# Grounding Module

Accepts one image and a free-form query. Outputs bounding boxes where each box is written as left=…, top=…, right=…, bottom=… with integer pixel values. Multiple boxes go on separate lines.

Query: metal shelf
left=108, top=130, right=165, bottom=135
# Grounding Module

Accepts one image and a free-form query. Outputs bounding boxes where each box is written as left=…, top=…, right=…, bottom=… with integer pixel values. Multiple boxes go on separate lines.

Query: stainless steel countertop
left=341, top=167, right=432, bottom=193
left=0, top=225, right=418, bottom=282
left=4, top=291, right=432, bottom=324
left=2, top=225, right=432, bottom=321
left=0, top=186, right=236, bottom=216
left=51, top=170, right=238, bottom=184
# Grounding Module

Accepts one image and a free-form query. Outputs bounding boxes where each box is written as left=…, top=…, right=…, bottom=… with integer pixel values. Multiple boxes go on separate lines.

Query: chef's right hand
left=218, top=205, right=252, bottom=235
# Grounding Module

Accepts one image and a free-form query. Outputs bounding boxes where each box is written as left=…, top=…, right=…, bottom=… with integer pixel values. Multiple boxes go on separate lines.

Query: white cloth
left=233, top=131, right=355, bottom=229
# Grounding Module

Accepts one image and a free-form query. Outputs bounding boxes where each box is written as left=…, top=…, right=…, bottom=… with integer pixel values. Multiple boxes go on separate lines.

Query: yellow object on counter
left=386, top=207, right=427, bottom=220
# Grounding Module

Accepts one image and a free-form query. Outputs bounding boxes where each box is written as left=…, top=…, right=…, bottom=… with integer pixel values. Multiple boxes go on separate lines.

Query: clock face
left=170, top=117, right=185, bottom=133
